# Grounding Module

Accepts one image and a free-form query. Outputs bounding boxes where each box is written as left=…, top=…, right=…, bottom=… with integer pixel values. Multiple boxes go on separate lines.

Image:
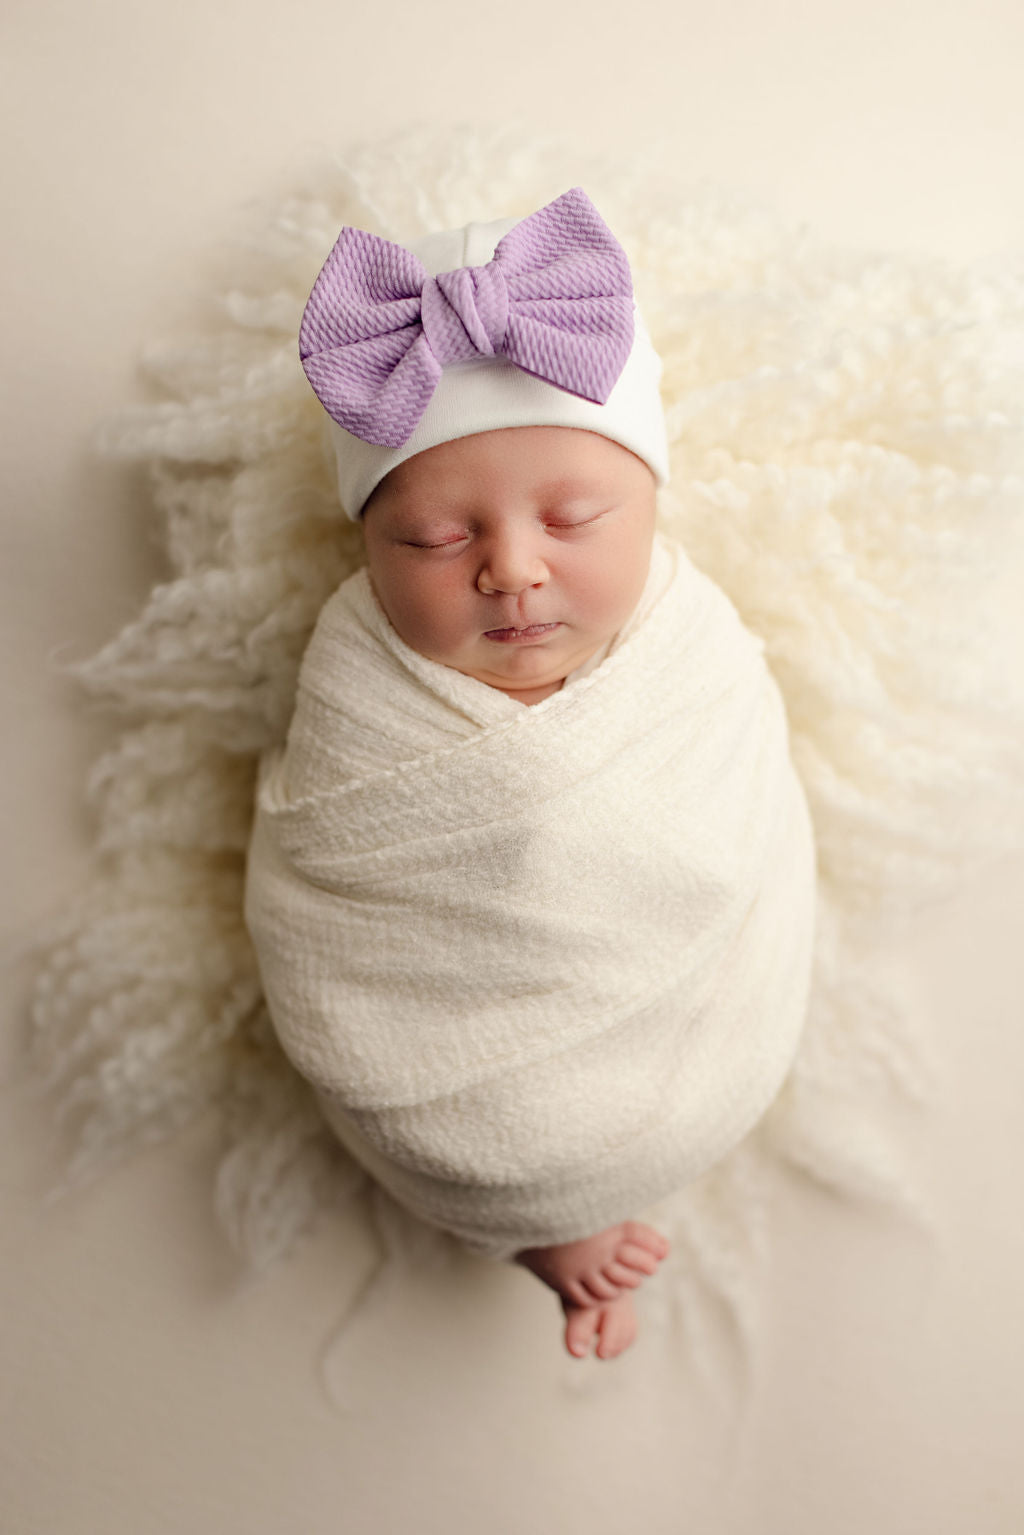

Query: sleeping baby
left=244, top=188, right=817, bottom=1360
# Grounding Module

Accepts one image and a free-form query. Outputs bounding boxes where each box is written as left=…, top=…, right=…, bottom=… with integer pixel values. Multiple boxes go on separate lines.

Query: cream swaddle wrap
left=245, top=531, right=817, bottom=1259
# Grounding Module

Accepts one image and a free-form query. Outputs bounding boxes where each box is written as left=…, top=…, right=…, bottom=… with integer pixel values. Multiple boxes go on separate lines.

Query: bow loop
left=299, top=188, right=634, bottom=448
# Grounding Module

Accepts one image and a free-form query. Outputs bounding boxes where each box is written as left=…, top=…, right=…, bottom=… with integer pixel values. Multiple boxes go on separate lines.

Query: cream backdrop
left=3, top=2, right=1024, bottom=1532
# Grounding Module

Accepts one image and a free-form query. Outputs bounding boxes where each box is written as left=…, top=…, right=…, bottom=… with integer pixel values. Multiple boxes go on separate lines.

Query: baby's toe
left=603, top=1260, right=643, bottom=1289
left=564, top=1306, right=600, bottom=1359
left=623, top=1221, right=670, bottom=1258
left=617, top=1241, right=659, bottom=1276
left=580, top=1270, right=620, bottom=1303
left=595, top=1298, right=637, bottom=1360
left=564, top=1277, right=596, bottom=1309
left=565, top=1273, right=617, bottom=1307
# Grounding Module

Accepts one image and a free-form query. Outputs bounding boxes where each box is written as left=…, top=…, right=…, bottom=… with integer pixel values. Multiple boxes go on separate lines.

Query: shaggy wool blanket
left=245, top=534, right=817, bottom=1257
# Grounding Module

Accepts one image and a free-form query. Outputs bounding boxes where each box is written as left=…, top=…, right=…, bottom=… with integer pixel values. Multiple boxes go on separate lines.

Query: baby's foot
left=515, top=1220, right=670, bottom=1310
left=563, top=1291, right=638, bottom=1360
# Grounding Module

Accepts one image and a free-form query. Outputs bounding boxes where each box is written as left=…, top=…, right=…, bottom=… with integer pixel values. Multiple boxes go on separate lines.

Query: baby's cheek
left=575, top=563, right=644, bottom=632
left=389, top=583, right=470, bottom=660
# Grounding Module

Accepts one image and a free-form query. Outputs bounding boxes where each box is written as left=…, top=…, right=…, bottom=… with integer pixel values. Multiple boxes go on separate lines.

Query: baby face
left=361, top=426, right=657, bottom=705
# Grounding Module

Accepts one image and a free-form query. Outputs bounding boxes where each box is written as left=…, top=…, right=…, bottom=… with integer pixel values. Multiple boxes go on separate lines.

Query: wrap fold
left=245, top=533, right=817, bottom=1258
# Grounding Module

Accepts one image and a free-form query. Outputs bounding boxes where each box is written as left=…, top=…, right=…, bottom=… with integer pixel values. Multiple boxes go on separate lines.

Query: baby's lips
left=483, top=622, right=561, bottom=640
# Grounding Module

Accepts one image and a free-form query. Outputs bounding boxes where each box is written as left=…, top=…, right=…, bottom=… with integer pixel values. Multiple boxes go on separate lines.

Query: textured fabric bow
left=298, top=187, right=635, bottom=448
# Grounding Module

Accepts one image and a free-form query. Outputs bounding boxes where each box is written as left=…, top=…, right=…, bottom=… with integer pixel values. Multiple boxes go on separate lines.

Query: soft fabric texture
left=309, top=195, right=669, bottom=517
left=245, top=533, right=817, bottom=1258
left=30, top=126, right=1024, bottom=1381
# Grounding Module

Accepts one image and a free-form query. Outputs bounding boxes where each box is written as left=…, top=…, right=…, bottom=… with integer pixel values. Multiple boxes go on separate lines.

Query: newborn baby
left=360, top=423, right=666, bottom=1356
left=245, top=190, right=817, bottom=1360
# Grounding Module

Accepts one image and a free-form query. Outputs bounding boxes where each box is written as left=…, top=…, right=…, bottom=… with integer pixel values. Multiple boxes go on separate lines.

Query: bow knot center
left=421, top=262, right=510, bottom=367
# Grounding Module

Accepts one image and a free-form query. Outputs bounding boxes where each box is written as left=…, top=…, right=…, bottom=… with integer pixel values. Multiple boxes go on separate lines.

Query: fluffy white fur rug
left=31, top=124, right=1024, bottom=1381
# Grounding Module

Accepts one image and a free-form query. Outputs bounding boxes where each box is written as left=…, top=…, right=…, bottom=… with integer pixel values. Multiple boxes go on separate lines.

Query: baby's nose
left=477, top=532, right=548, bottom=594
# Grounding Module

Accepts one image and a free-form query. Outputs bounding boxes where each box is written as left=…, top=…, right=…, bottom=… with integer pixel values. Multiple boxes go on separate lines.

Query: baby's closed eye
left=542, top=508, right=610, bottom=533
left=404, top=535, right=469, bottom=550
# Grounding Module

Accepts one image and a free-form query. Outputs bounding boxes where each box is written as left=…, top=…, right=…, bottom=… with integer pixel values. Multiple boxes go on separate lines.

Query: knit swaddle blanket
left=245, top=532, right=817, bottom=1258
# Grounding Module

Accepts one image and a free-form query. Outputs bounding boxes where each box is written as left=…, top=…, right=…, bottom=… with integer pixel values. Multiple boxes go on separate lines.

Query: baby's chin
left=456, top=644, right=601, bottom=705
left=455, top=660, right=569, bottom=703
left=490, top=676, right=567, bottom=705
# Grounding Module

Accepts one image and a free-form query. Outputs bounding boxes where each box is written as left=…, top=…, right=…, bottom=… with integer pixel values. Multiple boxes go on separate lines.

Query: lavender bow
left=298, top=187, right=635, bottom=448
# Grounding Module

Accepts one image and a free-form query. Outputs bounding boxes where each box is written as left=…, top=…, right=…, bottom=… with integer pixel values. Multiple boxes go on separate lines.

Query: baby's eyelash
left=405, top=535, right=468, bottom=549
left=544, top=510, right=608, bottom=530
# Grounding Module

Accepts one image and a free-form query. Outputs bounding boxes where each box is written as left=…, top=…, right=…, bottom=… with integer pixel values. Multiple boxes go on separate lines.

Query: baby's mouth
left=483, top=623, right=561, bottom=645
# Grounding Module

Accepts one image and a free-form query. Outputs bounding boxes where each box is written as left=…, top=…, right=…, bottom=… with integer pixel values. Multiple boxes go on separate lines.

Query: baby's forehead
left=366, top=425, right=652, bottom=514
